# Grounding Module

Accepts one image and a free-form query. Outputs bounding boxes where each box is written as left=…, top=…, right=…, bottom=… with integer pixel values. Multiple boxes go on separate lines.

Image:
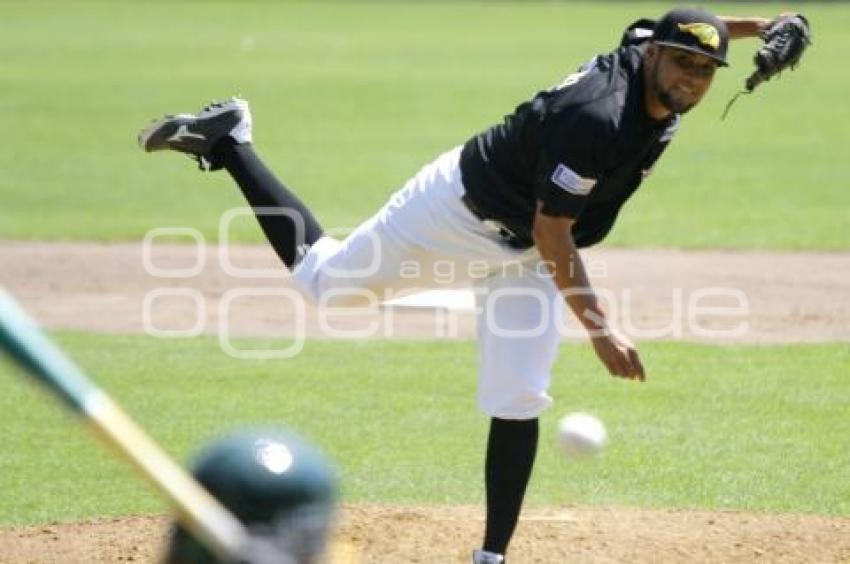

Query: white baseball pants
left=292, top=147, right=565, bottom=419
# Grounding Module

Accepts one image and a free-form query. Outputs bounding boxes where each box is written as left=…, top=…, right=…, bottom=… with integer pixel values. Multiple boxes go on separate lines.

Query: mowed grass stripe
left=0, top=333, right=847, bottom=524
left=0, top=2, right=847, bottom=248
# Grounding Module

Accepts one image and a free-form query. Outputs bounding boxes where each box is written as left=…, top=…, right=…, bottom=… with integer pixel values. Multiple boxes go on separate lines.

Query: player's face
left=648, top=46, right=717, bottom=114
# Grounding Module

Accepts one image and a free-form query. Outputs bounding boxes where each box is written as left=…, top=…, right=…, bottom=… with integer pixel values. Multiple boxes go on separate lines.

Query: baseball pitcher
left=138, top=7, right=810, bottom=563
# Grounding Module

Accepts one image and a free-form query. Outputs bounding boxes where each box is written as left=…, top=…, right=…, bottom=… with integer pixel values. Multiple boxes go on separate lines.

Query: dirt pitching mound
left=2, top=504, right=849, bottom=563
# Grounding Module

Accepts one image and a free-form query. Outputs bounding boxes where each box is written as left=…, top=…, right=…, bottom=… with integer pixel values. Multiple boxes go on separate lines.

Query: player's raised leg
left=138, top=98, right=323, bottom=268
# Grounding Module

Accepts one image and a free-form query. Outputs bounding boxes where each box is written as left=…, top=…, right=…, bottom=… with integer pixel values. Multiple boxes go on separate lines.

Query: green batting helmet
left=164, top=428, right=337, bottom=564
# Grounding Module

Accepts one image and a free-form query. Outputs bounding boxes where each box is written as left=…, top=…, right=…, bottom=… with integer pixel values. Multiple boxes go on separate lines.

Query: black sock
left=213, top=139, right=324, bottom=268
left=483, top=417, right=538, bottom=555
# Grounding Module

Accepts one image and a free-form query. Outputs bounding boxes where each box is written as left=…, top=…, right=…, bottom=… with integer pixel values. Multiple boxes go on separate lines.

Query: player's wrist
left=757, top=17, right=774, bottom=34
left=580, top=308, right=612, bottom=337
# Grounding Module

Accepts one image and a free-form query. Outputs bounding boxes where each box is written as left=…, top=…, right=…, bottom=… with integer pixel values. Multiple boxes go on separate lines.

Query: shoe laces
left=200, top=100, right=224, bottom=113
left=200, top=97, right=238, bottom=113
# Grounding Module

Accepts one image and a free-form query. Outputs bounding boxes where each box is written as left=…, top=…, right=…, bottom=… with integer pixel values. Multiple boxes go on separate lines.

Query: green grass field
left=1, top=0, right=848, bottom=543
left=1, top=333, right=847, bottom=525
left=1, top=1, right=848, bottom=248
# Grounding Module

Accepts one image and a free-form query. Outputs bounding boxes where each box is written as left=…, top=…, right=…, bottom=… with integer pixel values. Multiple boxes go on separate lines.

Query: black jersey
left=459, top=44, right=679, bottom=249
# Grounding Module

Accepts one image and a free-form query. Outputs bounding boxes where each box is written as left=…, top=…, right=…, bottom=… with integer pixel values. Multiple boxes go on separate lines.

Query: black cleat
left=138, top=97, right=252, bottom=170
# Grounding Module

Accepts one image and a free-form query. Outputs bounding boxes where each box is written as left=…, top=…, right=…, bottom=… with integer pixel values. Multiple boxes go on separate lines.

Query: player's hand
left=590, top=327, right=645, bottom=381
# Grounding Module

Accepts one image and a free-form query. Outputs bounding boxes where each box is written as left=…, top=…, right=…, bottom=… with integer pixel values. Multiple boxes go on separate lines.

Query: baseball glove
left=746, top=14, right=812, bottom=91
left=722, top=14, right=812, bottom=119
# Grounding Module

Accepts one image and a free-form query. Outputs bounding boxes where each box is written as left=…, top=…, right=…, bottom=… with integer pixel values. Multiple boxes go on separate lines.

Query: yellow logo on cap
left=677, top=23, right=720, bottom=50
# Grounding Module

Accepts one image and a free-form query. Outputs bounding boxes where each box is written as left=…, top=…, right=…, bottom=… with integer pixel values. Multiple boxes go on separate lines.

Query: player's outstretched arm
left=719, top=13, right=806, bottom=40
left=718, top=16, right=771, bottom=40
left=532, top=205, right=645, bottom=382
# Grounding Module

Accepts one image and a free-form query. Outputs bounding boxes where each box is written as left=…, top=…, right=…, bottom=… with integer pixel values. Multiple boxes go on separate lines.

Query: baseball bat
left=0, top=288, right=248, bottom=562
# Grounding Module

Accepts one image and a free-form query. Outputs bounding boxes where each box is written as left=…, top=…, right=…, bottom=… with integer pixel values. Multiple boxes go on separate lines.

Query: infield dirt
left=2, top=504, right=850, bottom=563
left=2, top=242, right=848, bottom=343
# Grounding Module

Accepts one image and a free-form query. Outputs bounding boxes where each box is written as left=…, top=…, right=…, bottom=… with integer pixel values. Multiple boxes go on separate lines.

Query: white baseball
left=557, top=412, right=607, bottom=457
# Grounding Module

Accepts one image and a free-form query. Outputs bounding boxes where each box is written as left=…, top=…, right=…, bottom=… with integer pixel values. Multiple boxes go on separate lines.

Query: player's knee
left=290, top=237, right=382, bottom=308
left=290, top=237, right=338, bottom=302
left=477, top=359, right=554, bottom=419
left=477, top=387, right=553, bottom=419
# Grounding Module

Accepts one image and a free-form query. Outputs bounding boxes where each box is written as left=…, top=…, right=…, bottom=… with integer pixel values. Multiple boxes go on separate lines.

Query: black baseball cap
left=653, top=7, right=730, bottom=66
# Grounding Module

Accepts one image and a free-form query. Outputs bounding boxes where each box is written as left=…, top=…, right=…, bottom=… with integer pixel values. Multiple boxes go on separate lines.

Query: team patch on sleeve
left=551, top=163, right=596, bottom=196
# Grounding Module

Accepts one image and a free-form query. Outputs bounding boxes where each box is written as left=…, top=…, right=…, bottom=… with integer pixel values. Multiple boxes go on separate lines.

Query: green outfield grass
left=1, top=1, right=848, bottom=248
left=0, top=332, right=847, bottom=524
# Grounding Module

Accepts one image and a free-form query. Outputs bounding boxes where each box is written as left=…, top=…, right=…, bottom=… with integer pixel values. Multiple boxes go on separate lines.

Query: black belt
left=461, top=194, right=533, bottom=250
